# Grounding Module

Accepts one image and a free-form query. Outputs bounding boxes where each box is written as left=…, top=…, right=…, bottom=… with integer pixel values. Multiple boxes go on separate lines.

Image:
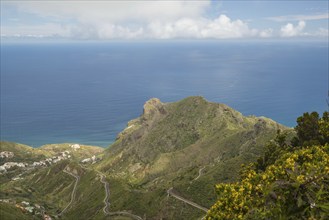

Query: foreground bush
left=206, top=145, right=329, bottom=220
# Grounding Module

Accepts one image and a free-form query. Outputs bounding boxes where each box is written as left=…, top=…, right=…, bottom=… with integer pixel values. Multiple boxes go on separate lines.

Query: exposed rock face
left=142, top=98, right=167, bottom=122
left=116, top=98, right=168, bottom=142
left=143, top=98, right=161, bottom=113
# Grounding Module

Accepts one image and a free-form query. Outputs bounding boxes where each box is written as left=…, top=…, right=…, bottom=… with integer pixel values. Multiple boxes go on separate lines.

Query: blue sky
left=1, top=0, right=328, bottom=40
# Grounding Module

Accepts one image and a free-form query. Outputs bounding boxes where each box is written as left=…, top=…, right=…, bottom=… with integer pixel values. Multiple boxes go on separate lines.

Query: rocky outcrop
left=116, top=98, right=168, bottom=141
left=141, top=98, right=168, bottom=128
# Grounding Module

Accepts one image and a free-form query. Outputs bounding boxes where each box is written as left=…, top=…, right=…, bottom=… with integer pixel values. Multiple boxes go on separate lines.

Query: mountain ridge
left=1, top=96, right=291, bottom=219
left=93, top=96, right=289, bottom=219
left=100, top=96, right=286, bottom=179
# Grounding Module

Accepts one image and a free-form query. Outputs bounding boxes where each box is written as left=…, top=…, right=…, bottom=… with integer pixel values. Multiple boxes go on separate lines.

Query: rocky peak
left=142, top=98, right=166, bottom=120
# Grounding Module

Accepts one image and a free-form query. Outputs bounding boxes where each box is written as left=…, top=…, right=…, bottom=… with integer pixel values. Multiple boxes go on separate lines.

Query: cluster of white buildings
left=0, top=151, right=14, bottom=158
left=0, top=150, right=72, bottom=173
left=81, top=155, right=98, bottom=164
left=0, top=162, right=28, bottom=172
left=70, top=144, right=81, bottom=151
left=20, top=201, right=34, bottom=213
left=1, top=199, right=52, bottom=220
left=32, top=151, right=71, bottom=167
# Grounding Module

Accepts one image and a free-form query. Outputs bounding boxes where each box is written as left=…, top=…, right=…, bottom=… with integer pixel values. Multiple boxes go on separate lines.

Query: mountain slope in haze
left=97, top=96, right=288, bottom=219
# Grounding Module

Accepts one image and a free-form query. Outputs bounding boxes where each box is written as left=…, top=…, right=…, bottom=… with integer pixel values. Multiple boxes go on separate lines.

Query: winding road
left=98, top=173, right=143, bottom=220
left=60, top=169, right=80, bottom=216
left=79, top=164, right=110, bottom=214
left=193, top=166, right=206, bottom=181
left=99, top=174, right=110, bottom=215
left=59, top=164, right=208, bottom=219
left=167, top=187, right=208, bottom=213
left=79, top=164, right=143, bottom=220
left=109, top=211, right=144, bottom=220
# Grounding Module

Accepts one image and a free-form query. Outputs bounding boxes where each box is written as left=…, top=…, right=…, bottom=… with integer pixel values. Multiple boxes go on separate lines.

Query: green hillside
left=0, top=202, right=37, bottom=220
left=207, top=111, right=329, bottom=219
left=96, top=96, right=288, bottom=219
left=0, top=142, right=46, bottom=164
left=1, top=97, right=295, bottom=219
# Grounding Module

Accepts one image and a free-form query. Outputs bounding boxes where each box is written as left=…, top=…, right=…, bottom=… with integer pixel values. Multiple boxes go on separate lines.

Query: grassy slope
left=38, top=143, right=104, bottom=159
left=0, top=97, right=290, bottom=219
left=62, top=169, right=105, bottom=220
left=0, top=141, right=104, bottom=186
left=1, top=160, right=108, bottom=219
left=0, top=142, right=106, bottom=219
left=0, top=202, right=37, bottom=220
left=0, top=142, right=46, bottom=165
left=97, top=96, right=288, bottom=219
left=1, top=160, right=73, bottom=213
left=0, top=141, right=104, bottom=162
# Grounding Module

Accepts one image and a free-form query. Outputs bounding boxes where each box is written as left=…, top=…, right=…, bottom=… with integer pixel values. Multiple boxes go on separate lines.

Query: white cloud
left=7, top=1, right=210, bottom=24
left=314, top=28, right=329, bottom=37
left=2, top=0, right=212, bottom=39
left=2, top=0, right=264, bottom=40
left=1, top=23, right=70, bottom=38
left=280, top=21, right=306, bottom=37
left=267, top=13, right=329, bottom=22
left=259, top=28, right=273, bottom=38
left=146, top=15, right=259, bottom=39
left=2, top=1, right=325, bottom=40
left=200, top=15, right=258, bottom=39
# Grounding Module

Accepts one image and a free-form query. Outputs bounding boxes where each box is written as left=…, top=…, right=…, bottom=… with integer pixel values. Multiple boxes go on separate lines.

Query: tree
left=319, top=112, right=329, bottom=144
left=294, top=112, right=320, bottom=147
left=292, top=111, right=329, bottom=147
left=255, top=130, right=290, bottom=172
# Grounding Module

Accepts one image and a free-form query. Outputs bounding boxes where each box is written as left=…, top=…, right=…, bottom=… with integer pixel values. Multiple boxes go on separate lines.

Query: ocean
left=1, top=40, right=328, bottom=147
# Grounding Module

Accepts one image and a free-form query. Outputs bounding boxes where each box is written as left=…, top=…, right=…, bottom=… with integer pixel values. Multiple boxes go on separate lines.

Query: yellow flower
left=297, top=175, right=305, bottom=183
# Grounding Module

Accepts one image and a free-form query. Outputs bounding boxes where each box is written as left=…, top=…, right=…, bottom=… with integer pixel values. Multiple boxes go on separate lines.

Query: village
left=0, top=144, right=100, bottom=174
left=0, top=150, right=71, bottom=174
left=0, top=144, right=101, bottom=220
left=0, top=199, right=52, bottom=220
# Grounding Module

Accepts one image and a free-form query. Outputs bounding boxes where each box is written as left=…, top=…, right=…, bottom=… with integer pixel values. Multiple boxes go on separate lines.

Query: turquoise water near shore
left=1, top=41, right=328, bottom=147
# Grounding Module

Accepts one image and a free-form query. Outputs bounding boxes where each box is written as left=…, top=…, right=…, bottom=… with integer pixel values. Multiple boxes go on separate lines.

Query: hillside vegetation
left=95, top=96, right=287, bottom=219
left=207, top=111, right=329, bottom=219
left=0, top=142, right=105, bottom=219
left=1, top=96, right=308, bottom=219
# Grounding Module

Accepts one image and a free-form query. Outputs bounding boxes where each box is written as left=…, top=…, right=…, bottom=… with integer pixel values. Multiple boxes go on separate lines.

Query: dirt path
left=167, top=187, right=208, bottom=213
left=59, top=169, right=80, bottom=215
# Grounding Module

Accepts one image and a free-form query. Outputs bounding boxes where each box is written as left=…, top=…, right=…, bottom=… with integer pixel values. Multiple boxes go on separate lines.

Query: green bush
left=207, top=145, right=329, bottom=220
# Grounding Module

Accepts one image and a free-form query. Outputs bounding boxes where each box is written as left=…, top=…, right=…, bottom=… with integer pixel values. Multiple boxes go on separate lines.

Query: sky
left=1, top=0, right=328, bottom=41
